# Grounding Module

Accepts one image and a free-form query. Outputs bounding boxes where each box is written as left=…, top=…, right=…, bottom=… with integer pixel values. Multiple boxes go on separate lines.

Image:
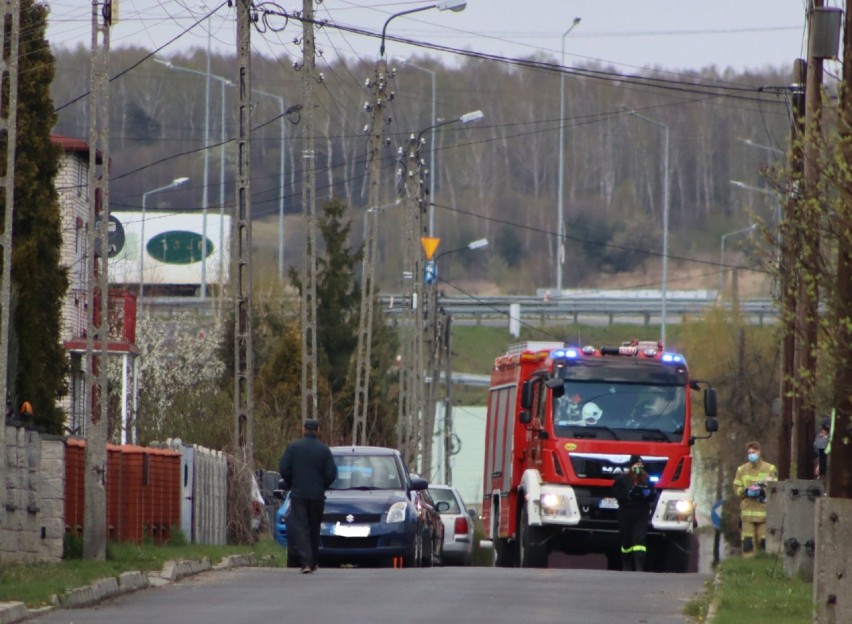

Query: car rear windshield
left=330, top=454, right=403, bottom=490
left=429, top=488, right=461, bottom=514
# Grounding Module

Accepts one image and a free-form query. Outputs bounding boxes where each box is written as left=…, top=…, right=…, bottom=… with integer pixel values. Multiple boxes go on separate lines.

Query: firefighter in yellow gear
left=733, top=441, right=777, bottom=557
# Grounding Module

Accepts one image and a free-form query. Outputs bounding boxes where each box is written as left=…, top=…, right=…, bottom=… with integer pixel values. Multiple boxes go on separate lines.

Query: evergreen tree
left=315, top=198, right=362, bottom=393
left=9, top=1, right=68, bottom=432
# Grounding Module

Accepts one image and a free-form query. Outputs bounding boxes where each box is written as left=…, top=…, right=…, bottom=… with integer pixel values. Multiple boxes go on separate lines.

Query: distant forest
left=50, top=45, right=796, bottom=294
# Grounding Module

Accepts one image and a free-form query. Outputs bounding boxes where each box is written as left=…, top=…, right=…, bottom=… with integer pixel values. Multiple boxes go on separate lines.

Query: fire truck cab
left=481, top=340, right=718, bottom=571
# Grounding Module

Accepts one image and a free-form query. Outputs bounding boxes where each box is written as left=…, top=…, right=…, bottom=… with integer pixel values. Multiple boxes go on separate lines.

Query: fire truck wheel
left=495, top=538, right=515, bottom=567
left=660, top=532, right=692, bottom=573
left=518, top=505, right=548, bottom=568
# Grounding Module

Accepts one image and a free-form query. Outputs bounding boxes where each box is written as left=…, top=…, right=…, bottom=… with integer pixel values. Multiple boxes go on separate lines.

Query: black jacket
left=279, top=433, right=338, bottom=501
left=612, top=472, right=655, bottom=510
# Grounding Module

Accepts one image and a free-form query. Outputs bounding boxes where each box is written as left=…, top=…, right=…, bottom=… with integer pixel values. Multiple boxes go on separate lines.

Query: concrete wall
left=1, top=425, right=65, bottom=564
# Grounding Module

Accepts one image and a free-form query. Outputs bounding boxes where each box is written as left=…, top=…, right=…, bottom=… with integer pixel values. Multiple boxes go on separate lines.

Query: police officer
left=279, top=419, right=337, bottom=573
left=733, top=441, right=777, bottom=557
left=612, top=454, right=655, bottom=571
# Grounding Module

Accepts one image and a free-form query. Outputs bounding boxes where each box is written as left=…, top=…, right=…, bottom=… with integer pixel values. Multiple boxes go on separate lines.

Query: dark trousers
left=288, top=498, right=325, bottom=568
left=618, top=506, right=650, bottom=571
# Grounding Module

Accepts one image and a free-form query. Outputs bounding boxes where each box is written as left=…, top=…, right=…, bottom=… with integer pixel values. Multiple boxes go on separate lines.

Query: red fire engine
left=481, top=340, right=718, bottom=571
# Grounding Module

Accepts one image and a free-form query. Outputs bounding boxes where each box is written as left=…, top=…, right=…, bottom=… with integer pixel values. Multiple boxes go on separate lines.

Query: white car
left=427, top=485, right=475, bottom=566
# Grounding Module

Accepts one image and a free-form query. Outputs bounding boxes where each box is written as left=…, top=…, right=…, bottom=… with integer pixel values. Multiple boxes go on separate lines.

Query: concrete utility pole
left=403, top=132, right=425, bottom=469
left=233, top=0, right=254, bottom=468
left=84, top=0, right=112, bottom=561
left=777, top=59, right=806, bottom=481
left=0, top=0, right=21, bottom=563
left=351, top=57, right=389, bottom=446
left=300, top=0, right=319, bottom=423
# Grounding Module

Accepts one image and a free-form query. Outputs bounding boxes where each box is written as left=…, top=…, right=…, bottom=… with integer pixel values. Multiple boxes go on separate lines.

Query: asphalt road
left=31, top=566, right=709, bottom=624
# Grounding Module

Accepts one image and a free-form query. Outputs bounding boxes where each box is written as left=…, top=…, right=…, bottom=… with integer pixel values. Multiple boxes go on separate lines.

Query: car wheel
left=403, top=531, right=421, bottom=568
left=422, top=529, right=434, bottom=568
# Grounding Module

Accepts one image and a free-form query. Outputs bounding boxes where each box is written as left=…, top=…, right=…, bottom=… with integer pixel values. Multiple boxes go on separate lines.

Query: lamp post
left=252, top=89, right=288, bottom=283
left=624, top=109, right=670, bottom=344
left=139, top=177, right=190, bottom=300
left=380, top=0, right=466, bottom=57
left=429, top=237, right=487, bottom=484
left=556, top=17, right=581, bottom=297
left=719, top=224, right=757, bottom=297
left=154, top=58, right=231, bottom=298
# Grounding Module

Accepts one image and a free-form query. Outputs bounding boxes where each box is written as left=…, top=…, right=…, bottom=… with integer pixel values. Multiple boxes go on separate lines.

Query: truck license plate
left=599, top=497, right=619, bottom=509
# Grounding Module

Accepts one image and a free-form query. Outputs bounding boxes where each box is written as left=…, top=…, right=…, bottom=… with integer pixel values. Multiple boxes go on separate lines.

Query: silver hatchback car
left=427, top=485, right=475, bottom=566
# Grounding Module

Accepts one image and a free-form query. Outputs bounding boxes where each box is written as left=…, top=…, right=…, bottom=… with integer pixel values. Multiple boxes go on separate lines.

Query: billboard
left=108, top=212, right=231, bottom=287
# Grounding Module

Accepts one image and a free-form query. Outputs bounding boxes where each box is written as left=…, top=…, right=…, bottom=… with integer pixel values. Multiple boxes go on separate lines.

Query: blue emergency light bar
left=551, top=348, right=580, bottom=359
left=661, top=352, right=685, bottom=364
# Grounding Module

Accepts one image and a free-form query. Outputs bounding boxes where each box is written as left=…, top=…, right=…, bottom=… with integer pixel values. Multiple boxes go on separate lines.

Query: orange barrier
left=65, top=440, right=181, bottom=544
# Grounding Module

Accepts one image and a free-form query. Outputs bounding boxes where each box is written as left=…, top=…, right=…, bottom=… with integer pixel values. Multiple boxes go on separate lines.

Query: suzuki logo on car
left=346, top=514, right=355, bottom=523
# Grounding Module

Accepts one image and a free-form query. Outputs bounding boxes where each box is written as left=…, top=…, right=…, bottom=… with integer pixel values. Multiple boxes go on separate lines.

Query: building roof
left=50, top=134, right=102, bottom=164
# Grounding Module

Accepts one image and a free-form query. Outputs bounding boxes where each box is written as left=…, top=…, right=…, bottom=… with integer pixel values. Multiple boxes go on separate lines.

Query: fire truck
left=481, top=340, right=718, bottom=571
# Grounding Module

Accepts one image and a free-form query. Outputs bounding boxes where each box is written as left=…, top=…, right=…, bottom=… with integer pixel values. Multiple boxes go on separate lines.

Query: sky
left=44, top=1, right=821, bottom=75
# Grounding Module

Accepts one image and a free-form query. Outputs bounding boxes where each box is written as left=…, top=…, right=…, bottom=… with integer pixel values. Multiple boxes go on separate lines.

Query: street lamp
left=623, top=108, right=670, bottom=345
left=380, top=0, right=467, bottom=57
left=252, top=89, right=290, bottom=283
left=556, top=16, right=581, bottom=297
left=140, top=177, right=190, bottom=300
left=154, top=58, right=232, bottom=298
left=719, top=224, right=757, bottom=297
left=395, top=58, right=437, bottom=236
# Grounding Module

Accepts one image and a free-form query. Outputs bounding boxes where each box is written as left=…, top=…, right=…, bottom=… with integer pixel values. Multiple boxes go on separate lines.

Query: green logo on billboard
left=147, top=231, right=213, bottom=264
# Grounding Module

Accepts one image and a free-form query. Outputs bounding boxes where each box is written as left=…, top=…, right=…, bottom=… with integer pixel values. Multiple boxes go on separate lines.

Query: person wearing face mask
left=733, top=441, right=778, bottom=557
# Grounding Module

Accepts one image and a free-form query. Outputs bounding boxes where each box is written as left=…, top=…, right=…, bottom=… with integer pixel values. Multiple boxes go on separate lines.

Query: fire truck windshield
left=553, top=382, right=686, bottom=440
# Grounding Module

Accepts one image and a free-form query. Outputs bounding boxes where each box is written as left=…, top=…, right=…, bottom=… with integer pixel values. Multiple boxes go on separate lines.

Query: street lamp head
left=467, top=238, right=488, bottom=250
left=153, top=58, right=173, bottom=69
left=459, top=110, right=484, bottom=124
left=172, top=177, right=190, bottom=187
left=436, top=0, right=466, bottom=12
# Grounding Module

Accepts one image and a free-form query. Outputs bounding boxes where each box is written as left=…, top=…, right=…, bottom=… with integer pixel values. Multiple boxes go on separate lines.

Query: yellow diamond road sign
left=421, top=237, right=440, bottom=261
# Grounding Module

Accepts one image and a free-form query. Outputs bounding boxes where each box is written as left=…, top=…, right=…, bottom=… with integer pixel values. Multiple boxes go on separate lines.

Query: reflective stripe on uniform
left=620, top=545, right=647, bottom=554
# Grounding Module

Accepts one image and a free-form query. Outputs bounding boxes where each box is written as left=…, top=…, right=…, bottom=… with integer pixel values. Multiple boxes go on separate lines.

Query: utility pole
left=443, top=315, right=453, bottom=485
left=351, top=57, right=389, bottom=446
left=404, top=133, right=427, bottom=472
left=827, top=3, right=852, bottom=498
left=300, top=0, right=319, bottom=423
left=234, top=0, right=254, bottom=468
left=778, top=59, right=806, bottom=480
left=84, top=0, right=112, bottom=561
left=0, top=0, right=21, bottom=564
left=793, top=0, right=824, bottom=479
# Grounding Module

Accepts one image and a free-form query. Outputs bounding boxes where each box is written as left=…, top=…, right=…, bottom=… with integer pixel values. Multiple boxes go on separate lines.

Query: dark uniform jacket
left=279, top=433, right=338, bottom=501
left=612, top=472, right=655, bottom=510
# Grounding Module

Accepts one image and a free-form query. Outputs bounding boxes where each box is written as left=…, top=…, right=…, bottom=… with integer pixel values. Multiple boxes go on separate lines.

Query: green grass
left=686, top=554, right=813, bottom=623
left=0, top=534, right=285, bottom=608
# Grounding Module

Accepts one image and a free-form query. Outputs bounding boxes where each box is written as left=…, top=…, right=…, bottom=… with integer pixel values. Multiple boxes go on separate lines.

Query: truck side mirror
left=519, top=410, right=531, bottom=424
left=704, top=387, right=717, bottom=417
left=705, top=417, right=719, bottom=433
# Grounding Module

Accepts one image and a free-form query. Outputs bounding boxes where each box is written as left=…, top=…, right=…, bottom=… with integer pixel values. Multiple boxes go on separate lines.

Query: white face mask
left=747, top=452, right=759, bottom=463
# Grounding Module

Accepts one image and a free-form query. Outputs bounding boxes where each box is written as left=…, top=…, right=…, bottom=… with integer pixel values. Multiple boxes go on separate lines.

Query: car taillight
left=454, top=516, right=469, bottom=535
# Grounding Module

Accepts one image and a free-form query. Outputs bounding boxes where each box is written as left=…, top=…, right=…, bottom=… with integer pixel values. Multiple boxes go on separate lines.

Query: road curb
left=0, top=553, right=259, bottom=623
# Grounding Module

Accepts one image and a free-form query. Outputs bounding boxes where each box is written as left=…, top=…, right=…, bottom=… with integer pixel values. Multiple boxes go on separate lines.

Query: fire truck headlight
left=540, top=493, right=568, bottom=516
left=386, top=501, right=407, bottom=524
left=664, top=499, right=694, bottom=521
